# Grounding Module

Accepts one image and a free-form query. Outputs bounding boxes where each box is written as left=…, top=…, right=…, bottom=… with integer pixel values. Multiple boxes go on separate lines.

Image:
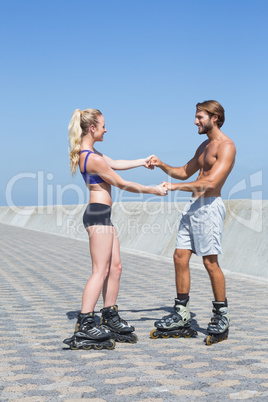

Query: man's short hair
left=196, top=100, right=225, bottom=128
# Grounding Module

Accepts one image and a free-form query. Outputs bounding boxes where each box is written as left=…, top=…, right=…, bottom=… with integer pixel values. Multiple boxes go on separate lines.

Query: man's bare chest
left=197, top=145, right=218, bottom=173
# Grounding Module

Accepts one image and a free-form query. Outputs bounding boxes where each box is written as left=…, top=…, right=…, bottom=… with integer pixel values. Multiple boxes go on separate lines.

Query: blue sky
left=1, top=0, right=267, bottom=207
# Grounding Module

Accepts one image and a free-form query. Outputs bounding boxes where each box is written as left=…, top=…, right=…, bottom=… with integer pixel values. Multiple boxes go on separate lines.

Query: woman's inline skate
left=205, top=300, right=230, bottom=345
left=63, top=312, right=115, bottom=350
left=100, top=305, right=138, bottom=343
left=150, top=297, right=197, bottom=339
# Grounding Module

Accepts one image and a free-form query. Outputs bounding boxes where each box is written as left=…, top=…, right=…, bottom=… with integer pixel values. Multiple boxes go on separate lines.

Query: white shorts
left=176, top=197, right=226, bottom=256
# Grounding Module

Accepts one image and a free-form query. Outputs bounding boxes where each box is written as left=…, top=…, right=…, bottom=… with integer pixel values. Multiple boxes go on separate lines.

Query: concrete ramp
left=0, top=200, right=267, bottom=279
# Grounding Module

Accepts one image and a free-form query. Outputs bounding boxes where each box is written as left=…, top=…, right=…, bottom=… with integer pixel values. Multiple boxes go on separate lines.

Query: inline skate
left=63, top=312, right=115, bottom=350
left=150, top=297, right=197, bottom=339
left=100, top=305, right=138, bottom=343
left=205, top=300, right=230, bottom=345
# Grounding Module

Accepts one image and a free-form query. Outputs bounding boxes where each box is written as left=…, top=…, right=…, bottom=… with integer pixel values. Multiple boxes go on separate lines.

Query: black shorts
left=83, top=203, right=113, bottom=228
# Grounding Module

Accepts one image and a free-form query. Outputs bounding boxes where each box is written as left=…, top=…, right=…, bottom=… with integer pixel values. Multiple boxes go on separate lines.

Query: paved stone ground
left=0, top=223, right=268, bottom=401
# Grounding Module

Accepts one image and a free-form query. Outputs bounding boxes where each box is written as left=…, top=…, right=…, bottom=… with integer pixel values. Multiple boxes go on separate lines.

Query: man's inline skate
left=63, top=312, right=115, bottom=350
left=100, top=305, right=138, bottom=343
left=150, top=297, right=197, bottom=339
left=205, top=300, right=230, bottom=345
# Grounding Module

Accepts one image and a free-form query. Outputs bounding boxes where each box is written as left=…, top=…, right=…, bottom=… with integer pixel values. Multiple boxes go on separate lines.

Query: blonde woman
left=63, top=108, right=167, bottom=350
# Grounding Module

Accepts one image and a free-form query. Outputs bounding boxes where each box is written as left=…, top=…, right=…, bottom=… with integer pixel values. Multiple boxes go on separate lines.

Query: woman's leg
left=102, top=227, right=122, bottom=307
left=81, top=225, right=114, bottom=313
left=100, top=228, right=137, bottom=343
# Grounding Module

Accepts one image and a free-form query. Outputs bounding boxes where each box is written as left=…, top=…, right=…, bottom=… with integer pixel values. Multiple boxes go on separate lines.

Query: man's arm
left=149, top=150, right=200, bottom=180
left=163, top=142, right=236, bottom=192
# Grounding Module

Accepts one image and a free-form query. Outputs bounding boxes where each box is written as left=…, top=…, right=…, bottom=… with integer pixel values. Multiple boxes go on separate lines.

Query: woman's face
left=93, top=115, right=107, bottom=141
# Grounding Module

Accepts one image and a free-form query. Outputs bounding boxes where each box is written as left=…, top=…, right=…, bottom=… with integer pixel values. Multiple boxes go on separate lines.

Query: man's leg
left=173, top=248, right=192, bottom=296
left=203, top=254, right=230, bottom=345
left=202, top=255, right=226, bottom=301
left=151, top=248, right=196, bottom=338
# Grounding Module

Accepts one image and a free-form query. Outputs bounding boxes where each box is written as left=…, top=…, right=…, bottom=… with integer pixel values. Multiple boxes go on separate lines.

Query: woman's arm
left=102, top=154, right=153, bottom=171
left=88, top=154, right=167, bottom=195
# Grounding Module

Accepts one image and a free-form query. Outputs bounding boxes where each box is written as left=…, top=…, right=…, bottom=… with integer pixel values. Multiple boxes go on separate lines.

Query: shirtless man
left=149, top=100, right=236, bottom=344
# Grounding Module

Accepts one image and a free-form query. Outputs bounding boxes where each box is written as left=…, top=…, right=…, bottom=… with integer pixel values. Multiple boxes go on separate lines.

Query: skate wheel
left=183, top=334, right=192, bottom=338
left=172, top=333, right=182, bottom=338
left=106, top=340, right=116, bottom=350
left=161, top=333, right=170, bottom=339
left=116, top=337, right=127, bottom=343
left=218, top=334, right=228, bottom=343
left=205, top=332, right=228, bottom=345
left=70, top=345, right=79, bottom=350
left=150, top=330, right=159, bottom=339
left=129, top=333, right=138, bottom=343
left=94, top=344, right=104, bottom=350
left=82, top=345, right=92, bottom=350
left=205, top=335, right=213, bottom=346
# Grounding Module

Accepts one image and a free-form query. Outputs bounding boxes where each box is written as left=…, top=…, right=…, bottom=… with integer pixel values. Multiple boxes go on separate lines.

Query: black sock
left=177, top=293, right=189, bottom=301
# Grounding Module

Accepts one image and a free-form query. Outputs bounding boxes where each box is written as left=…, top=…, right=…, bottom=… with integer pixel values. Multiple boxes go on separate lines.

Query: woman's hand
left=144, top=155, right=155, bottom=169
left=154, top=182, right=168, bottom=196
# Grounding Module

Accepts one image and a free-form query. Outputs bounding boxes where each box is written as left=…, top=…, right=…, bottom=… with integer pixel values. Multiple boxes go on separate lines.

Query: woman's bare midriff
left=87, top=182, right=113, bottom=206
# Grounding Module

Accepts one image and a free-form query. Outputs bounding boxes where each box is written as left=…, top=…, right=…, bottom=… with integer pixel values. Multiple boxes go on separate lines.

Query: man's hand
left=143, top=155, right=155, bottom=169
left=149, top=155, right=162, bottom=169
left=162, top=181, right=177, bottom=191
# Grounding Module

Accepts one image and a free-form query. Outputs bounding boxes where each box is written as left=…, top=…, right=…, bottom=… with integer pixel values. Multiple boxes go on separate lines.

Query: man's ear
left=212, top=115, right=219, bottom=125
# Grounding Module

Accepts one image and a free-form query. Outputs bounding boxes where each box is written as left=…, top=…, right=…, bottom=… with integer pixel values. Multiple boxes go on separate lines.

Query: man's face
left=194, top=110, right=213, bottom=135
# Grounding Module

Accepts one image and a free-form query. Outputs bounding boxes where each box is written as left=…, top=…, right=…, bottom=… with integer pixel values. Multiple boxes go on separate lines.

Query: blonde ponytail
left=68, top=108, right=102, bottom=175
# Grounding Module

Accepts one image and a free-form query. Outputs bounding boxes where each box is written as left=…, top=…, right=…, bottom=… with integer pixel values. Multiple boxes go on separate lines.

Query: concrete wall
left=0, top=200, right=267, bottom=279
